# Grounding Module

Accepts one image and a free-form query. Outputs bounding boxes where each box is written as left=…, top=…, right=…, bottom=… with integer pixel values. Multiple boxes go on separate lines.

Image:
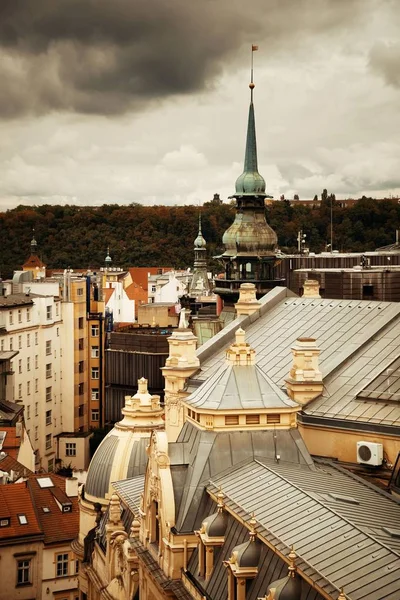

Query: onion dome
left=194, top=214, right=206, bottom=248
left=200, top=489, right=228, bottom=538
left=264, top=547, right=302, bottom=600
left=105, top=247, right=112, bottom=266
left=230, top=515, right=262, bottom=570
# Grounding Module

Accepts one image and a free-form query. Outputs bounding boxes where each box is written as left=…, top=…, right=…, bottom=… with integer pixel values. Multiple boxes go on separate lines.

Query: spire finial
left=234, top=45, right=266, bottom=197
left=105, top=246, right=112, bottom=266
left=248, top=512, right=257, bottom=541
left=288, top=545, right=297, bottom=577
left=30, top=228, right=37, bottom=255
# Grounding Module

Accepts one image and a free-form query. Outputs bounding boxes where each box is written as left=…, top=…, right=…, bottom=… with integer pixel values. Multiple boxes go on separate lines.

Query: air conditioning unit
left=357, top=441, right=383, bottom=466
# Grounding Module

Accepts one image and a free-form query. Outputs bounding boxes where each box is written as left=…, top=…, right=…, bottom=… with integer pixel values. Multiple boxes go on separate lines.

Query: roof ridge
left=254, top=458, right=400, bottom=558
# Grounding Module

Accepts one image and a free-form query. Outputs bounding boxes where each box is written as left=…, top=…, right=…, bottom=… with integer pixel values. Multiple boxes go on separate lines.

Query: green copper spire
left=234, top=54, right=266, bottom=197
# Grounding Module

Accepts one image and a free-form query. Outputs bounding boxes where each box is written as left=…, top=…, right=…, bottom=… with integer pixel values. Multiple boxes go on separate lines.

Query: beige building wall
left=299, top=423, right=400, bottom=465
left=41, top=545, right=78, bottom=599
left=0, top=540, right=43, bottom=600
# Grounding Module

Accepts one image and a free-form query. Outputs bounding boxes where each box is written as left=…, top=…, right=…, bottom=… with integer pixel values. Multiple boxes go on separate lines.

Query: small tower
left=189, top=213, right=211, bottom=297
left=105, top=247, right=112, bottom=269
left=214, top=49, right=284, bottom=304
left=22, top=230, right=46, bottom=280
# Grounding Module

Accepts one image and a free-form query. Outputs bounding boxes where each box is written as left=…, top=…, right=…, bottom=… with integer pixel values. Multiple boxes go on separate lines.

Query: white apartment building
left=0, top=292, right=65, bottom=472
left=148, top=269, right=191, bottom=303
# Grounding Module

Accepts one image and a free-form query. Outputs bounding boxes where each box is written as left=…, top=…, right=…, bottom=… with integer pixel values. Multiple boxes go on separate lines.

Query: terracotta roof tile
left=0, top=426, right=20, bottom=459
left=0, top=453, right=33, bottom=477
left=27, top=474, right=79, bottom=544
left=0, top=483, right=42, bottom=541
left=22, top=255, right=45, bottom=268
left=104, top=288, right=115, bottom=304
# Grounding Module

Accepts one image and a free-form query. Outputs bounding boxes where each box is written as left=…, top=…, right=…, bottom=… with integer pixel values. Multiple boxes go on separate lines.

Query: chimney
left=302, top=279, right=321, bottom=299
left=226, top=328, right=255, bottom=366
left=65, top=477, right=79, bottom=497
left=285, top=337, right=323, bottom=406
left=235, top=283, right=261, bottom=316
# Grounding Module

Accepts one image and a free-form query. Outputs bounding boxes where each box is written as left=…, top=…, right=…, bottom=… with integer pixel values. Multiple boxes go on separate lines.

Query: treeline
left=1, top=196, right=399, bottom=278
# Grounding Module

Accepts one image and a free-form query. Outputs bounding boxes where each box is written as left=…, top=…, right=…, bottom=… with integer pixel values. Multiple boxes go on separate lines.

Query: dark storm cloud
left=0, top=0, right=364, bottom=118
left=369, top=42, right=400, bottom=88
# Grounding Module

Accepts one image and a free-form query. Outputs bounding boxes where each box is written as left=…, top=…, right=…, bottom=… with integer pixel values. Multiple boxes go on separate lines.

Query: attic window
left=18, top=514, right=28, bottom=525
left=246, top=414, right=260, bottom=425
left=62, top=503, right=72, bottom=513
left=37, top=477, right=54, bottom=489
left=0, top=518, right=10, bottom=527
left=267, top=414, right=281, bottom=424
left=328, top=493, right=359, bottom=505
left=225, top=415, right=239, bottom=426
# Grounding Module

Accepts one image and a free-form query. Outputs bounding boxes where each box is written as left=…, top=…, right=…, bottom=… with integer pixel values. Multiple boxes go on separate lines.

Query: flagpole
left=250, top=44, right=258, bottom=102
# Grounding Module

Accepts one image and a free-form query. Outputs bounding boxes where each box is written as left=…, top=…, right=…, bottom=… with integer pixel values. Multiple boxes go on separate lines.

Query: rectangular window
left=16, top=559, right=31, bottom=585
left=56, top=553, right=69, bottom=577
left=46, top=363, right=52, bottom=378
left=27, top=381, right=31, bottom=396
left=35, top=379, right=39, bottom=393
left=78, top=317, right=84, bottom=329
left=91, top=325, right=99, bottom=337
left=55, top=303, right=59, bottom=317
left=78, top=404, right=84, bottom=417
left=91, top=388, right=99, bottom=401
left=35, top=355, right=38, bottom=369
left=46, top=410, right=52, bottom=426
left=45, top=434, right=52, bottom=450
left=18, top=335, right=22, bottom=349
left=78, top=383, right=84, bottom=395
left=27, top=405, right=30, bottom=419
left=77, top=288, right=84, bottom=296
left=46, top=340, right=52, bottom=355
left=46, top=387, right=52, bottom=402
left=27, top=357, right=30, bottom=371
left=78, top=338, right=84, bottom=350
left=18, top=359, right=22, bottom=374
left=91, top=367, right=99, bottom=380
left=78, top=360, right=84, bottom=373
left=46, top=306, right=52, bottom=320
left=35, top=332, right=38, bottom=345
left=35, top=402, right=38, bottom=416
left=225, top=415, right=239, bottom=426
left=18, top=309, right=22, bottom=323
left=9, top=311, right=13, bottom=325
left=48, top=458, right=54, bottom=472
left=267, top=414, right=281, bottom=424
left=91, top=346, right=99, bottom=358
left=9, top=338, right=13, bottom=351
left=27, top=333, right=30, bottom=347
left=0, top=340, right=3, bottom=352
left=18, top=383, right=22, bottom=399
left=34, top=426, right=38, bottom=440
left=26, top=308, right=30, bottom=322
left=57, top=327, right=59, bottom=337
left=66, top=443, right=76, bottom=457
left=91, top=409, right=99, bottom=422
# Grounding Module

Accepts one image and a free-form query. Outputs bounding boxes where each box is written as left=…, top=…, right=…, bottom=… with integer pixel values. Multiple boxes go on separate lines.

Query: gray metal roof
left=192, top=289, right=400, bottom=427
left=85, top=434, right=119, bottom=499
left=186, top=363, right=297, bottom=411
left=170, top=421, right=314, bottom=532
left=208, top=459, right=400, bottom=600
left=112, top=475, right=145, bottom=517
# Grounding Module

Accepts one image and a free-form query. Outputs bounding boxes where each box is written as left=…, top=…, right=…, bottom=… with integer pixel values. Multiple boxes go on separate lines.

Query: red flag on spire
left=252, top=44, right=259, bottom=51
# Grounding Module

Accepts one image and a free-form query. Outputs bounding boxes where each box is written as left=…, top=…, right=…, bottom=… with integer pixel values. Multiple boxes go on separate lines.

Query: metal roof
left=208, top=459, right=400, bottom=600
left=185, top=363, right=297, bottom=411
left=170, top=421, right=314, bottom=532
left=192, top=291, right=400, bottom=428
left=112, top=475, right=145, bottom=517
left=85, top=434, right=119, bottom=499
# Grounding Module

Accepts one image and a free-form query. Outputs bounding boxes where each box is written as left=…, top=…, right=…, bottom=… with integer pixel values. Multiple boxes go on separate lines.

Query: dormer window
left=196, top=490, right=228, bottom=581
left=0, top=518, right=10, bottom=527
left=224, top=516, right=261, bottom=600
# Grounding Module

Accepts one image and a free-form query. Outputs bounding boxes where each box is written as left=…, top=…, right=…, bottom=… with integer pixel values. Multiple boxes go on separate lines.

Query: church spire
left=30, top=229, right=37, bottom=255
left=235, top=45, right=266, bottom=197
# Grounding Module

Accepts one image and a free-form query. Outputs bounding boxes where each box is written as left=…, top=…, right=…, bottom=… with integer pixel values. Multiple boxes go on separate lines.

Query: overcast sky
left=0, top=0, right=399, bottom=210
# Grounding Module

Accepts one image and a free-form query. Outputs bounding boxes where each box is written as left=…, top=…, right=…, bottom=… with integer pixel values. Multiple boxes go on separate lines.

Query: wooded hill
left=1, top=197, right=399, bottom=278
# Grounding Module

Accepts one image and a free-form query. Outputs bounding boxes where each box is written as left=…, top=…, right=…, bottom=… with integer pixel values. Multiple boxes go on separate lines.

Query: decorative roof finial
left=337, top=589, right=347, bottom=600
left=234, top=44, right=266, bottom=197
left=194, top=212, right=206, bottom=249
left=288, top=545, right=297, bottom=577
left=248, top=512, right=257, bottom=541
left=30, top=228, right=37, bottom=255
left=217, top=487, right=225, bottom=513
left=105, top=247, right=112, bottom=266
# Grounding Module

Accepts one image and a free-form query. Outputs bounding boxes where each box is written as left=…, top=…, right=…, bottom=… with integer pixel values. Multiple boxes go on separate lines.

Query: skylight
left=42, top=507, right=50, bottom=513
left=37, top=477, right=54, bottom=488
left=18, top=514, right=28, bottom=525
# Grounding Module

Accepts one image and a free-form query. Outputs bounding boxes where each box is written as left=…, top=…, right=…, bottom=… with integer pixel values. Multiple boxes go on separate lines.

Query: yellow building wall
left=299, top=423, right=400, bottom=465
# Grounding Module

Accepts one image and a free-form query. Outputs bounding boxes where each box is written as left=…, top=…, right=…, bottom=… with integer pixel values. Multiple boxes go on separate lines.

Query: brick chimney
left=285, top=338, right=323, bottom=406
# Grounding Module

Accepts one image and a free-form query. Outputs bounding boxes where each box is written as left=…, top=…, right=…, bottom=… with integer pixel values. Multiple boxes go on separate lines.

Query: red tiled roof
left=0, top=426, right=20, bottom=459
left=22, top=255, right=45, bottom=269
left=27, top=474, right=79, bottom=544
left=104, top=287, right=115, bottom=304
left=0, top=453, right=33, bottom=477
left=0, top=483, right=42, bottom=541
left=125, top=282, right=147, bottom=303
